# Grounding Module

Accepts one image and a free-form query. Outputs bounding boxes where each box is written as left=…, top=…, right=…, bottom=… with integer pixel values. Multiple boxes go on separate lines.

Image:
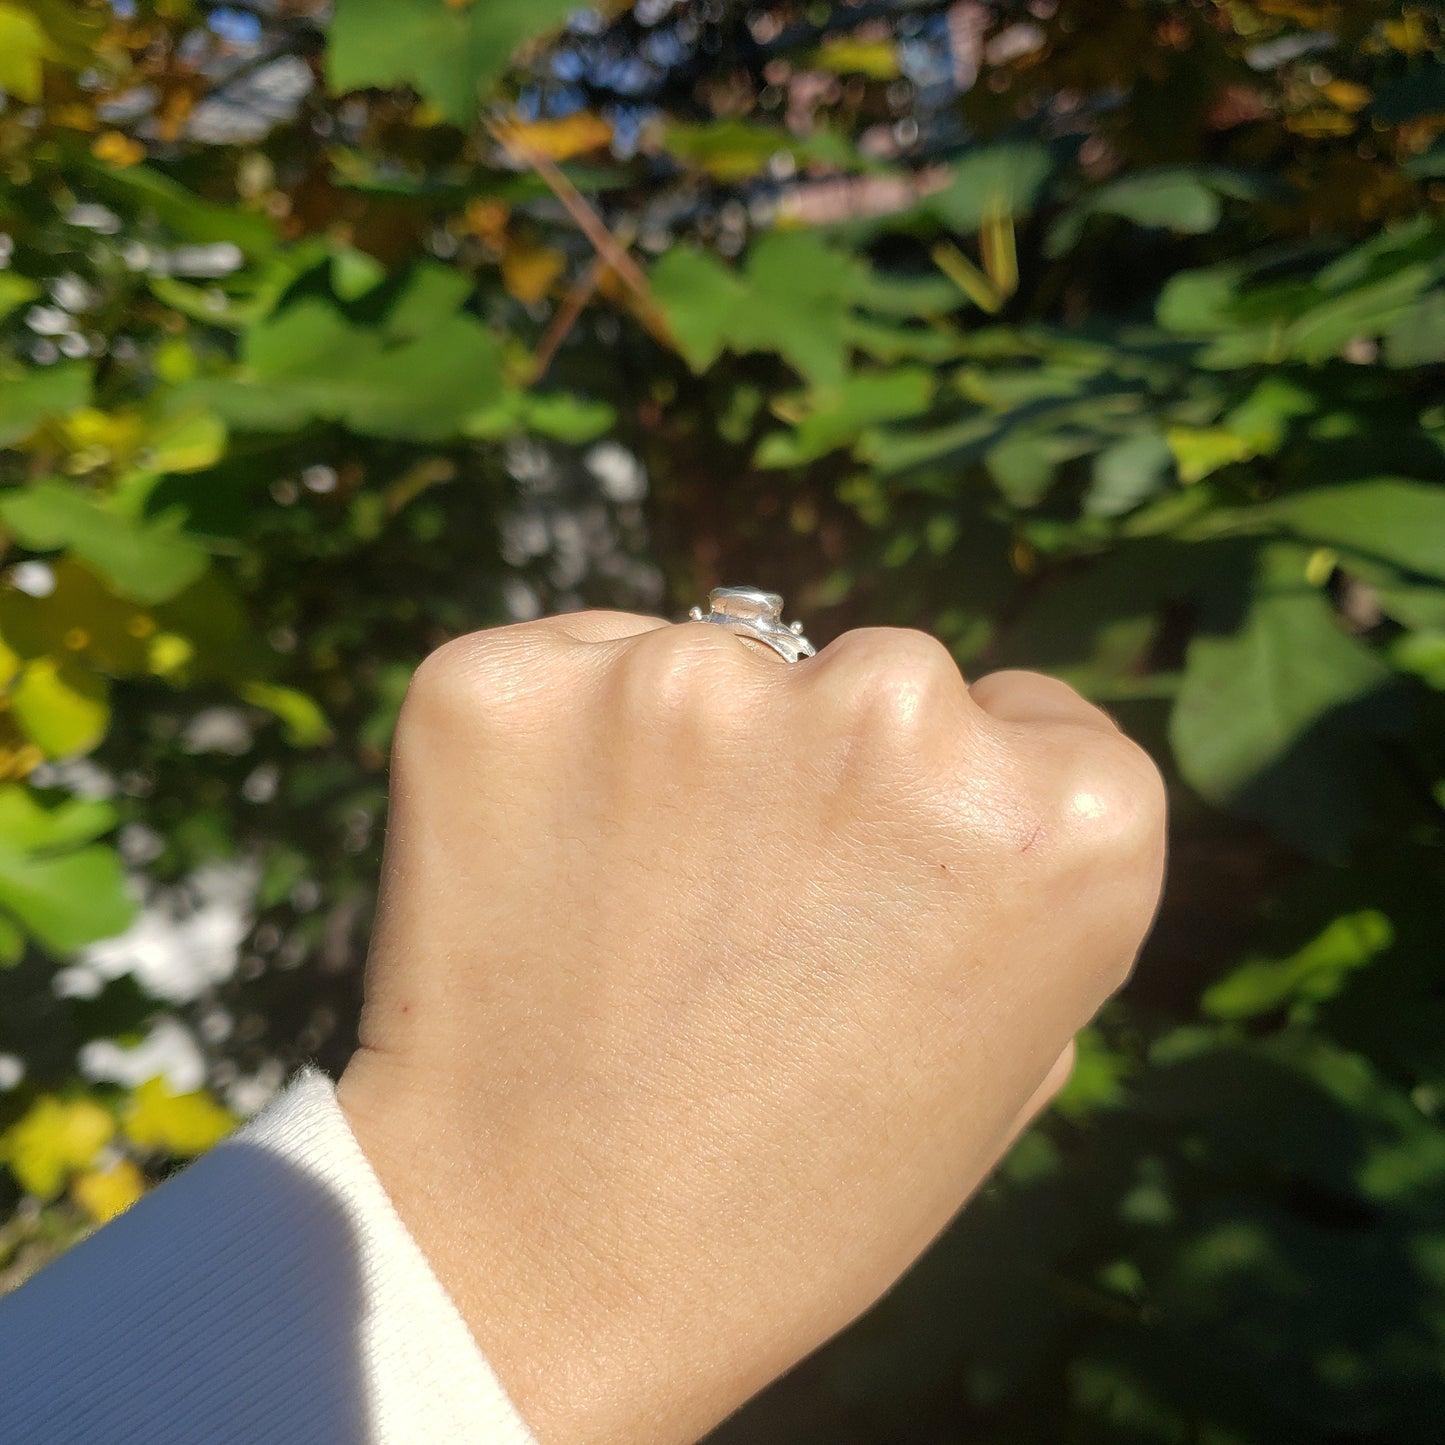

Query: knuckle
left=402, top=625, right=556, bottom=734
left=818, top=628, right=962, bottom=733
left=617, top=623, right=747, bottom=721
left=1053, top=728, right=1168, bottom=858
left=405, top=635, right=485, bottom=719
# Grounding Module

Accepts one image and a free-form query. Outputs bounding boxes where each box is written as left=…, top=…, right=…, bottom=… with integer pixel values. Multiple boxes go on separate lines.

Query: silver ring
left=687, top=586, right=815, bottom=663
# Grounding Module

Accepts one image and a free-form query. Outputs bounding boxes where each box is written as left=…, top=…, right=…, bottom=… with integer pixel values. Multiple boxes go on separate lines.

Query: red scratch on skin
left=1020, top=824, right=1043, bottom=854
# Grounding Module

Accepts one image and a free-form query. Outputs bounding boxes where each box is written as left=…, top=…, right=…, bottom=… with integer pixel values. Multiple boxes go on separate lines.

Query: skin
left=337, top=611, right=1167, bottom=1445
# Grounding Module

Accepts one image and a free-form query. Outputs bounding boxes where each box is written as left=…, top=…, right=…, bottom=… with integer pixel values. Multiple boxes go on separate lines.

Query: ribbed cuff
left=0, top=1068, right=540, bottom=1445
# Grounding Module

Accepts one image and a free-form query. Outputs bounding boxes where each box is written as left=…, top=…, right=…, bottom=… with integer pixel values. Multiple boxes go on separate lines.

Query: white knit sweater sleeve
left=0, top=1068, right=540, bottom=1445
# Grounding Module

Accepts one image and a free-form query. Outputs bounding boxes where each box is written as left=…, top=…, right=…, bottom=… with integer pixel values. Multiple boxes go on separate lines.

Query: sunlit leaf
left=1203, top=911, right=1394, bottom=1020
left=0, top=481, right=209, bottom=604
left=10, top=654, right=109, bottom=758
left=241, top=682, right=334, bottom=747
left=0, top=840, right=135, bottom=953
left=810, top=37, right=900, bottom=79
left=123, top=1077, right=236, bottom=1158
left=501, top=244, right=566, bottom=304
left=71, top=1157, right=146, bottom=1223
left=0, top=1095, right=114, bottom=1200
left=0, top=3, right=49, bottom=102
left=189, top=299, right=504, bottom=441
left=327, top=0, right=576, bottom=127
left=0, top=786, right=117, bottom=852
left=500, top=111, right=613, bottom=161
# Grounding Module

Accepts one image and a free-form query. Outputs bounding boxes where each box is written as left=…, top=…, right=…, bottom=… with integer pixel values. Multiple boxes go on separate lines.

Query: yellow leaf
left=979, top=198, right=1019, bottom=299
left=0, top=713, right=44, bottom=784
left=1166, top=425, right=1255, bottom=485
left=124, top=1077, right=236, bottom=1158
left=147, top=631, right=194, bottom=679
left=1, top=1095, right=115, bottom=1200
left=0, top=4, right=50, bottom=102
left=500, top=112, right=613, bottom=161
left=91, top=131, right=147, bottom=168
left=502, top=244, right=566, bottom=304
left=10, top=654, right=109, bottom=757
left=72, top=1157, right=147, bottom=1223
left=811, top=37, right=900, bottom=80
left=153, top=339, right=198, bottom=385
left=1286, top=109, right=1356, bottom=138
left=465, top=198, right=511, bottom=249
left=50, top=102, right=98, bottom=132
left=1255, top=0, right=1337, bottom=22
left=930, top=241, right=1004, bottom=314
left=60, top=406, right=146, bottom=470
left=1322, top=81, right=1371, bottom=113
left=1384, top=10, right=1432, bottom=56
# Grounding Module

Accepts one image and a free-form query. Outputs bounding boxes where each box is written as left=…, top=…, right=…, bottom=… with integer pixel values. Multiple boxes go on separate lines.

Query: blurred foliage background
left=0, top=0, right=1443, bottom=1438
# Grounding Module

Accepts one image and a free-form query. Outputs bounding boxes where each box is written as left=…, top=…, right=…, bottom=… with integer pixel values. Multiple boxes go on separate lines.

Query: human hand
left=336, top=611, right=1166, bottom=1445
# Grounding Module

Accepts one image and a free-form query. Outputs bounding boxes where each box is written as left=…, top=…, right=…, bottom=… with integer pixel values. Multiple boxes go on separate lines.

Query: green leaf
left=0, top=272, right=40, bottom=323
left=985, top=428, right=1091, bottom=508
left=1170, top=545, right=1410, bottom=856
left=380, top=263, right=476, bottom=342
left=1384, top=290, right=1445, bottom=367
left=1053, top=1026, right=1130, bottom=1120
left=327, top=0, right=576, bottom=127
left=652, top=234, right=858, bottom=385
left=0, top=364, right=91, bottom=449
left=662, top=120, right=858, bottom=181
left=241, top=682, right=334, bottom=747
left=466, top=386, right=617, bottom=444
left=1203, top=911, right=1394, bottom=1020
left=931, top=142, right=1054, bottom=232
left=1085, top=428, right=1174, bottom=517
left=144, top=410, right=228, bottom=474
left=1049, top=170, right=1224, bottom=257
left=85, top=165, right=276, bottom=258
left=1269, top=480, right=1445, bottom=584
left=0, top=911, right=23, bottom=966
left=0, top=481, right=209, bottom=604
left=0, top=786, right=117, bottom=852
left=0, top=843, right=135, bottom=954
left=190, top=299, right=504, bottom=441
left=1391, top=629, right=1445, bottom=689
left=330, top=246, right=387, bottom=301
left=755, top=369, right=934, bottom=468
left=848, top=270, right=963, bottom=320
left=648, top=246, right=744, bottom=374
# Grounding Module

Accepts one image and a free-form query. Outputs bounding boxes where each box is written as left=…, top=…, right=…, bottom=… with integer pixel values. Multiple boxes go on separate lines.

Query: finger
left=969, top=669, right=1118, bottom=733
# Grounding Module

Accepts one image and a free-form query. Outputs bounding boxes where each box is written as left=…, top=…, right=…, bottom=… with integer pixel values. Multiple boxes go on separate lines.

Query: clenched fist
left=336, top=611, right=1167, bottom=1445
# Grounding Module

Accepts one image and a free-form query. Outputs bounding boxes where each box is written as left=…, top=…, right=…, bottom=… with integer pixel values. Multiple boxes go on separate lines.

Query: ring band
left=687, top=586, right=815, bottom=663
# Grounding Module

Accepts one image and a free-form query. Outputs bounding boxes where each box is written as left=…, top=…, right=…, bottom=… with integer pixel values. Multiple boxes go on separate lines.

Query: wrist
left=336, top=1046, right=778, bottom=1445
